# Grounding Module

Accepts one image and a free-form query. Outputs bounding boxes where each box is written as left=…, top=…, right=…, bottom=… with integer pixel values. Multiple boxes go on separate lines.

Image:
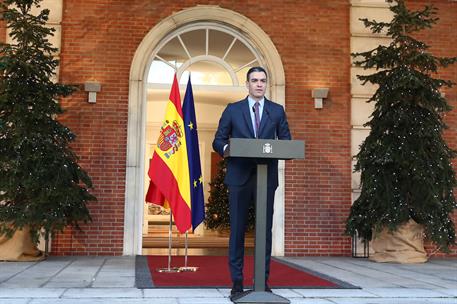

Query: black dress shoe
left=265, top=283, right=272, bottom=292
left=230, top=280, right=244, bottom=300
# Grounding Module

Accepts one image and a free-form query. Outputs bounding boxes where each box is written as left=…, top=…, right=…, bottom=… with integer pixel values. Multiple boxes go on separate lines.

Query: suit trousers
left=228, top=172, right=276, bottom=283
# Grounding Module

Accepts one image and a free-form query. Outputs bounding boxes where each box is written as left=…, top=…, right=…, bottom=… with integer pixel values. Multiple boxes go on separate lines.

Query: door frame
left=124, top=6, right=286, bottom=255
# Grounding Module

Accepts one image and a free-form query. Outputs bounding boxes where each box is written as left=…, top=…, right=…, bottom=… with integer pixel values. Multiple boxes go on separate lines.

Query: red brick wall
left=280, top=1, right=352, bottom=256
left=52, top=0, right=352, bottom=256
left=407, top=0, right=457, bottom=257
left=0, top=3, right=6, bottom=44
left=50, top=0, right=456, bottom=256
left=0, top=20, right=5, bottom=43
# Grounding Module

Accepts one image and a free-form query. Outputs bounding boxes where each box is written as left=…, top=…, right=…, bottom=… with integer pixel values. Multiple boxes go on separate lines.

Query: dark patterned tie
left=254, top=101, right=260, bottom=138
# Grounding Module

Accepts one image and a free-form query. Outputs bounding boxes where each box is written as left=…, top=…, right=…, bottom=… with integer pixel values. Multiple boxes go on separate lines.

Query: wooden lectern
left=224, top=138, right=305, bottom=304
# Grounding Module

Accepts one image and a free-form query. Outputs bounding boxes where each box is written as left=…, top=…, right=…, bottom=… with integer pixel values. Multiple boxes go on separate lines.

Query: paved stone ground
left=0, top=256, right=456, bottom=304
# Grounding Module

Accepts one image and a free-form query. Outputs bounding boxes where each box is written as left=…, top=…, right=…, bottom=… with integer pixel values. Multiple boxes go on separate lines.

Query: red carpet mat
left=135, top=255, right=357, bottom=289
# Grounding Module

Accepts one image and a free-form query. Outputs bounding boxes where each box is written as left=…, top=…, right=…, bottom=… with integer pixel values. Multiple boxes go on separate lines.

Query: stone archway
left=124, top=5, right=285, bottom=255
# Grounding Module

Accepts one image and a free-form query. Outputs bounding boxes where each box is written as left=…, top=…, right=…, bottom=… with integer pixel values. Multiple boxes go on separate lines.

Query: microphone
left=252, top=105, right=256, bottom=113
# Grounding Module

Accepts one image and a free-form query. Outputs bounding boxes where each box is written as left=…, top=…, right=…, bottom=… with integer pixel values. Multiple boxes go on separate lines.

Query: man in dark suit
left=212, top=66, right=291, bottom=299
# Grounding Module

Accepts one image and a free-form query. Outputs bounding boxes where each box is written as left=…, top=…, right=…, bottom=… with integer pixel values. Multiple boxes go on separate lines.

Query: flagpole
left=184, top=231, right=188, bottom=267
left=156, top=212, right=180, bottom=273
left=179, top=230, right=198, bottom=272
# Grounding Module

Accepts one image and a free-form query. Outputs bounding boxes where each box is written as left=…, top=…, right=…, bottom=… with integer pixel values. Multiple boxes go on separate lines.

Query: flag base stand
left=156, top=267, right=181, bottom=273
left=179, top=266, right=198, bottom=272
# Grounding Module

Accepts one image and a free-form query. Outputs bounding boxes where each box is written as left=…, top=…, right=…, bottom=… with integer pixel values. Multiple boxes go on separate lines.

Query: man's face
left=246, top=71, right=267, bottom=101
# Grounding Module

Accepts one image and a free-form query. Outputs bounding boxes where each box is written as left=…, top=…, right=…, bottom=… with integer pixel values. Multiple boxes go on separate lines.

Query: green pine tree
left=346, top=0, right=457, bottom=252
left=0, top=0, right=96, bottom=245
left=204, top=159, right=255, bottom=232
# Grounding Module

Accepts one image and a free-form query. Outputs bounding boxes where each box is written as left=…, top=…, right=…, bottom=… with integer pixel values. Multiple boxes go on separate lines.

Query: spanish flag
left=145, top=74, right=191, bottom=233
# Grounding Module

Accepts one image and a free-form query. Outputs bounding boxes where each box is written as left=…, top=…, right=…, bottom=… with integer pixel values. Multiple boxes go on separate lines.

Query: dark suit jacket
left=213, top=97, right=291, bottom=188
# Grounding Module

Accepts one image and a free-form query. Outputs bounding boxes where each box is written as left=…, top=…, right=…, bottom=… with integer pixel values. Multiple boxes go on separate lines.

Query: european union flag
left=183, top=76, right=205, bottom=231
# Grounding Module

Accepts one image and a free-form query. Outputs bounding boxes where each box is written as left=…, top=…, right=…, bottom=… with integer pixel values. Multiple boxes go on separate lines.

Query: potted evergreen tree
left=346, top=0, right=457, bottom=262
left=0, top=0, right=96, bottom=260
left=204, top=159, right=255, bottom=234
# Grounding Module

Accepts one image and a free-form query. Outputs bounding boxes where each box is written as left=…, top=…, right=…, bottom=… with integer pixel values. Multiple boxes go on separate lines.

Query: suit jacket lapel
left=242, top=98, right=255, bottom=138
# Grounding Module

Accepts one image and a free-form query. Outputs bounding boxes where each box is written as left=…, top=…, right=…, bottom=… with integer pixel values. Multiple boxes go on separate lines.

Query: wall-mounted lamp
left=84, top=82, right=101, bottom=103
left=312, top=87, right=329, bottom=109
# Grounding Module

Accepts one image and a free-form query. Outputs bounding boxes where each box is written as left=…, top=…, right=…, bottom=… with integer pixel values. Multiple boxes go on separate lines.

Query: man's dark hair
left=246, top=66, right=267, bottom=81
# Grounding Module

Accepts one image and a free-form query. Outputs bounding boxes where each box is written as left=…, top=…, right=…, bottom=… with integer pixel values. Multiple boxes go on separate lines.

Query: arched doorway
left=124, top=6, right=285, bottom=255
